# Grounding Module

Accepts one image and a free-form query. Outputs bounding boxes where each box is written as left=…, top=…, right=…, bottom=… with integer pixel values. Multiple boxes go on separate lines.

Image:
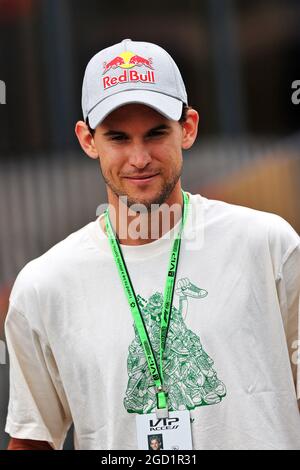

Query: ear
left=75, top=120, right=99, bottom=160
left=181, top=108, right=199, bottom=150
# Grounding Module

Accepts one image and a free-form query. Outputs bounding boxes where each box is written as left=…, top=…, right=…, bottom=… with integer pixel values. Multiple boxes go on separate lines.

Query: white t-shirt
left=5, top=192, right=300, bottom=450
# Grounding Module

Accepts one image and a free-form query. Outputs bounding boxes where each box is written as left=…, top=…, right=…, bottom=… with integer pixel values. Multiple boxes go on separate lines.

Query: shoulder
left=192, top=194, right=300, bottom=276
left=9, top=220, right=96, bottom=310
left=199, top=195, right=299, bottom=247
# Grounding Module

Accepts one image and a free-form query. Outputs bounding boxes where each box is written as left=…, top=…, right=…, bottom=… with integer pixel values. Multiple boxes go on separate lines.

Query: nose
left=127, top=142, right=152, bottom=169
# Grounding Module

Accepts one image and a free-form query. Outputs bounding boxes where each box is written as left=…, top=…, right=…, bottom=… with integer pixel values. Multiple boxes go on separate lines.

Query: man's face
left=92, top=104, right=184, bottom=210
left=150, top=438, right=160, bottom=450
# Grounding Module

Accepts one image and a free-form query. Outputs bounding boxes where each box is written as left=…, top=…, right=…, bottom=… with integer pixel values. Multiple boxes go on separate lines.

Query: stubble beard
left=100, top=162, right=183, bottom=214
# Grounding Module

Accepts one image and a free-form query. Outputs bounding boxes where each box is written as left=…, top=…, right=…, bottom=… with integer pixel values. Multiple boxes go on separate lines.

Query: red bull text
left=103, top=70, right=155, bottom=90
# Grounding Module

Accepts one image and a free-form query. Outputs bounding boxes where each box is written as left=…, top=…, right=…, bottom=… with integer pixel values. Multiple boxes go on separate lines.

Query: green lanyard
left=104, top=189, right=189, bottom=417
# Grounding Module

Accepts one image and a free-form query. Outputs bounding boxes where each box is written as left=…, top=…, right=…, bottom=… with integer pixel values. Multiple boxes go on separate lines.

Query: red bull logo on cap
left=102, top=51, right=155, bottom=90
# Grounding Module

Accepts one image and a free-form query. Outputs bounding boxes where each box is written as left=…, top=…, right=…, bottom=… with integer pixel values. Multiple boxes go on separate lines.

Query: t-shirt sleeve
left=5, top=300, right=72, bottom=450
left=274, top=221, right=300, bottom=401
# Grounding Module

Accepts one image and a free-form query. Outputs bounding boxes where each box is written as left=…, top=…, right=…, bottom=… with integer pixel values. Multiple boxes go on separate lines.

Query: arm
left=7, top=437, right=53, bottom=450
left=276, top=242, right=300, bottom=403
left=5, top=300, right=72, bottom=450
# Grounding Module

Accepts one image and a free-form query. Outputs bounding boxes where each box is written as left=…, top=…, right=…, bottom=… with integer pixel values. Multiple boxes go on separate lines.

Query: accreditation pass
left=136, top=410, right=193, bottom=450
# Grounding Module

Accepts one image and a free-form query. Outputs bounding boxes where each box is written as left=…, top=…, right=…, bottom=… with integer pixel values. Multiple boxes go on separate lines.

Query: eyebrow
left=102, top=124, right=171, bottom=137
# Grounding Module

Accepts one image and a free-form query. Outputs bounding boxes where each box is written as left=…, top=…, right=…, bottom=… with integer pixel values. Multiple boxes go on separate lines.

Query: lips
left=125, top=174, right=159, bottom=179
left=124, top=174, right=159, bottom=185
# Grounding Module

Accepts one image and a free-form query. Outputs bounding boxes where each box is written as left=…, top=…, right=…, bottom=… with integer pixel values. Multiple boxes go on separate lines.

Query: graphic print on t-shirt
left=124, top=277, right=227, bottom=414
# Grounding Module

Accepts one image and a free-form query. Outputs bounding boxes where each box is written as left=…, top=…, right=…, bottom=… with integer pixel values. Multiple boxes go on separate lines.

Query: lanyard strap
left=104, top=190, right=189, bottom=415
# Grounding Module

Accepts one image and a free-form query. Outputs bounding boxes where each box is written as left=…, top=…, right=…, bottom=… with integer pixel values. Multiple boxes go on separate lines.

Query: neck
left=101, top=186, right=186, bottom=246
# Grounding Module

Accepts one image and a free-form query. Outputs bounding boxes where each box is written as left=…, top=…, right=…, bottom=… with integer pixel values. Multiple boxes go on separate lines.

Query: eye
left=148, top=130, right=167, bottom=138
left=110, top=134, right=128, bottom=141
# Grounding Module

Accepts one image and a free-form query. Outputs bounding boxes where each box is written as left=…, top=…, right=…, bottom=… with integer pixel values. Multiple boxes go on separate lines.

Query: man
left=5, top=39, right=300, bottom=450
left=148, top=435, right=162, bottom=451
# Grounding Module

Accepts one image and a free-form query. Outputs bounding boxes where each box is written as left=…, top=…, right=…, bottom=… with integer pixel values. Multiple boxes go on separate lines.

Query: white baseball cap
left=81, top=39, right=188, bottom=129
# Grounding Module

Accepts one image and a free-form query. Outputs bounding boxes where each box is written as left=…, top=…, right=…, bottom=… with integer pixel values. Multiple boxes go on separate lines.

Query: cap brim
left=88, top=90, right=183, bottom=129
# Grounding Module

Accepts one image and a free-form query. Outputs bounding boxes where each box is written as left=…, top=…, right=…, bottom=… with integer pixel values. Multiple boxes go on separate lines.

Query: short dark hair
left=85, top=104, right=190, bottom=136
left=178, top=104, right=190, bottom=124
left=86, top=116, right=95, bottom=136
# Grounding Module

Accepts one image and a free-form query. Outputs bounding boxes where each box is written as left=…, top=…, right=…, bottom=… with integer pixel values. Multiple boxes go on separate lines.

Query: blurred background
left=0, top=0, right=300, bottom=450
